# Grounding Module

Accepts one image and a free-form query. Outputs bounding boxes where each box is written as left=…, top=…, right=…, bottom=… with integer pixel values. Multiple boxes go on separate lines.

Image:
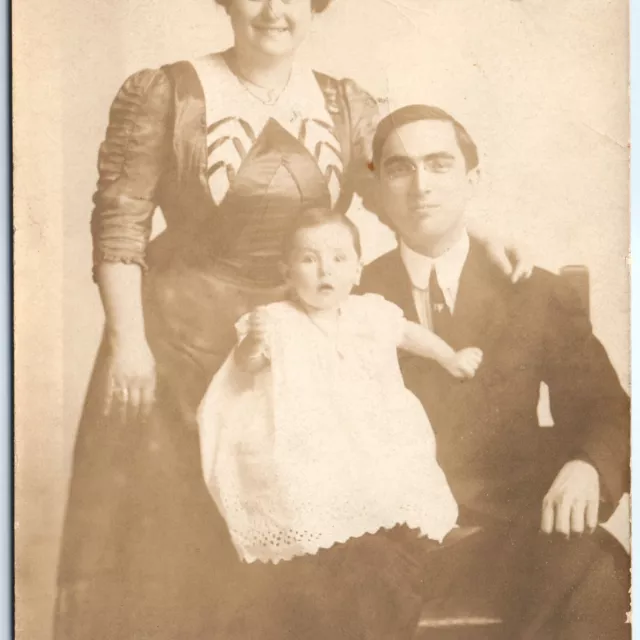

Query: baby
left=198, top=207, right=482, bottom=565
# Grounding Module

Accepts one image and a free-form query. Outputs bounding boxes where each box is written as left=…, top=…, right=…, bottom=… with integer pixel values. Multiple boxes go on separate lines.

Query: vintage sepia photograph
left=14, top=0, right=630, bottom=638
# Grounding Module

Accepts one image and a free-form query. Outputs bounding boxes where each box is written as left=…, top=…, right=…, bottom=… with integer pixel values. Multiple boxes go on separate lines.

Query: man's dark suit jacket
left=359, top=239, right=629, bottom=527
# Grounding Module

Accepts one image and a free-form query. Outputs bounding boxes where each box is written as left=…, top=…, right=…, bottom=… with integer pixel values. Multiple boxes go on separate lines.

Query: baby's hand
left=444, top=347, right=483, bottom=379
left=235, top=307, right=271, bottom=373
left=247, top=307, right=270, bottom=345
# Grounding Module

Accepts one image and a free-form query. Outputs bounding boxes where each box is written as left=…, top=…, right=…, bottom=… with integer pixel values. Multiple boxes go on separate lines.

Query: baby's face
left=285, top=222, right=362, bottom=311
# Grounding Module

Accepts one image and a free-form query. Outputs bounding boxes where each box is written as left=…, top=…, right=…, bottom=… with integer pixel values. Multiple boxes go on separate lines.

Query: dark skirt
left=54, top=338, right=239, bottom=640
left=55, top=263, right=284, bottom=639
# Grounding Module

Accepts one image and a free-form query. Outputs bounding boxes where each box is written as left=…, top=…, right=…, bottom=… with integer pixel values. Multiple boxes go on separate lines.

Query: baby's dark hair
left=215, top=0, right=333, bottom=13
left=282, top=208, right=362, bottom=260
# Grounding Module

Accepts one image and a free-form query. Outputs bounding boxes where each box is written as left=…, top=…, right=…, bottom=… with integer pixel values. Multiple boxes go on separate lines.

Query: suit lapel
left=364, top=242, right=511, bottom=350
left=374, top=249, right=421, bottom=324
left=451, top=239, right=510, bottom=350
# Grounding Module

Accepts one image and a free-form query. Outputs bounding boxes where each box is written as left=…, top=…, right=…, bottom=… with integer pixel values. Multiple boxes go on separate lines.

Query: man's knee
left=558, top=541, right=630, bottom=639
left=522, top=529, right=630, bottom=639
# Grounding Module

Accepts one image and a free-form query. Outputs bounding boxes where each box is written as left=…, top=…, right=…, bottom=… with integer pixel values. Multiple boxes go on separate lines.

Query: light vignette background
left=12, top=1, right=631, bottom=639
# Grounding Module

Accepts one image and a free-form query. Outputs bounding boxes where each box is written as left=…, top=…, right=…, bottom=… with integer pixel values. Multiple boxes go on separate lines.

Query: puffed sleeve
left=90, top=68, right=173, bottom=280
left=338, top=79, right=382, bottom=214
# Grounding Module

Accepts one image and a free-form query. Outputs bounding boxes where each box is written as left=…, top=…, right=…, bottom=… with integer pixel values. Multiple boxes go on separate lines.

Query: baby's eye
left=300, top=254, right=316, bottom=264
left=333, top=253, right=347, bottom=263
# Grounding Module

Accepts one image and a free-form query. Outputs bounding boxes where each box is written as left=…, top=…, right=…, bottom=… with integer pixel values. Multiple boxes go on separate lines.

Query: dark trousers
left=218, top=526, right=430, bottom=640
left=215, top=518, right=629, bottom=640
left=420, top=518, right=630, bottom=640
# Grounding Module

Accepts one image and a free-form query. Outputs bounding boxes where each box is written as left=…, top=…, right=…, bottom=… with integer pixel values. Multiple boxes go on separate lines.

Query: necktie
left=429, top=267, right=452, bottom=339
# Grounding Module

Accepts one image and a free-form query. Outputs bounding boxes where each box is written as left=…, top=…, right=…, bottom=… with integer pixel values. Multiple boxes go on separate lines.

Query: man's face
left=377, top=119, right=478, bottom=248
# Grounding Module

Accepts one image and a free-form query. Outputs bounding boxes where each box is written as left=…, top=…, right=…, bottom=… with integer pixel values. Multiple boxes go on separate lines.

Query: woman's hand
left=468, top=224, right=534, bottom=283
left=104, top=337, right=157, bottom=424
left=482, top=238, right=533, bottom=284
left=486, top=240, right=534, bottom=284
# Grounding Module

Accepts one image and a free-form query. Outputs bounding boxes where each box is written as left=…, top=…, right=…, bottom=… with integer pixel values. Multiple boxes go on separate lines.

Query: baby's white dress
left=198, top=294, right=458, bottom=564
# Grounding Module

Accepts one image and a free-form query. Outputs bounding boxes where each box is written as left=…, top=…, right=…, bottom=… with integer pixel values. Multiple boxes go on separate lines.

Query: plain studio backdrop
left=14, top=1, right=629, bottom=639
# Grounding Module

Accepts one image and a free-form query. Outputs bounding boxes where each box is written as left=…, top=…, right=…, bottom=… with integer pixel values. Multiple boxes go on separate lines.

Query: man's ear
left=358, top=168, right=382, bottom=213
left=467, top=167, right=480, bottom=187
left=370, top=173, right=383, bottom=204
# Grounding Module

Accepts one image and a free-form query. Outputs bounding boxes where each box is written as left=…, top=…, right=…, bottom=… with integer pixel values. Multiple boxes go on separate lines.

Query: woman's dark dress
left=54, top=58, right=426, bottom=640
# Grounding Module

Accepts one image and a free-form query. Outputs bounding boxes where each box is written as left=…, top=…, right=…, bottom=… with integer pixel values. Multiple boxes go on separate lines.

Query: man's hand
left=541, top=460, right=600, bottom=536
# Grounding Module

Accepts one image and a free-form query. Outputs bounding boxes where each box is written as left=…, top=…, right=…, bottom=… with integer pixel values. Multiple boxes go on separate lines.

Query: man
left=359, top=105, right=630, bottom=639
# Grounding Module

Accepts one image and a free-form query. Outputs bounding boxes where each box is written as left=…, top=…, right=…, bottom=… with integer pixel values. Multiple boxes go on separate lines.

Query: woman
left=55, top=1, right=529, bottom=638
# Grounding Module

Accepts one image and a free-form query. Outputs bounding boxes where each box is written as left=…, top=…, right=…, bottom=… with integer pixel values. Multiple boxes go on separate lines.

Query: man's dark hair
left=371, top=104, right=479, bottom=172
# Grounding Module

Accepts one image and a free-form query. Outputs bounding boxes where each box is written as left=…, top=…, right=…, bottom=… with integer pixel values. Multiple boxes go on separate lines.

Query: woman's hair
left=215, top=0, right=333, bottom=13
left=282, top=208, right=362, bottom=260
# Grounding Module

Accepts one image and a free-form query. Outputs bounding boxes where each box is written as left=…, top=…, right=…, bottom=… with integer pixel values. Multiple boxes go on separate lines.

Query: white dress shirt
left=400, top=232, right=471, bottom=329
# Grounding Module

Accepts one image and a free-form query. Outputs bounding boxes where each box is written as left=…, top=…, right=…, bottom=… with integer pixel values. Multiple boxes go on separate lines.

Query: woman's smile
left=254, top=23, right=290, bottom=32
left=253, top=23, right=290, bottom=35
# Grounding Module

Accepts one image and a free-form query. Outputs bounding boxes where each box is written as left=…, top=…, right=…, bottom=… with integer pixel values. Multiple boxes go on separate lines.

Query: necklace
left=237, top=73, right=282, bottom=105
left=228, top=54, right=292, bottom=106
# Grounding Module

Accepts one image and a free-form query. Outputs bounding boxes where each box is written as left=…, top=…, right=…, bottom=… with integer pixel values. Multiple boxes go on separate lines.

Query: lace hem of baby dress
left=226, top=506, right=458, bottom=564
